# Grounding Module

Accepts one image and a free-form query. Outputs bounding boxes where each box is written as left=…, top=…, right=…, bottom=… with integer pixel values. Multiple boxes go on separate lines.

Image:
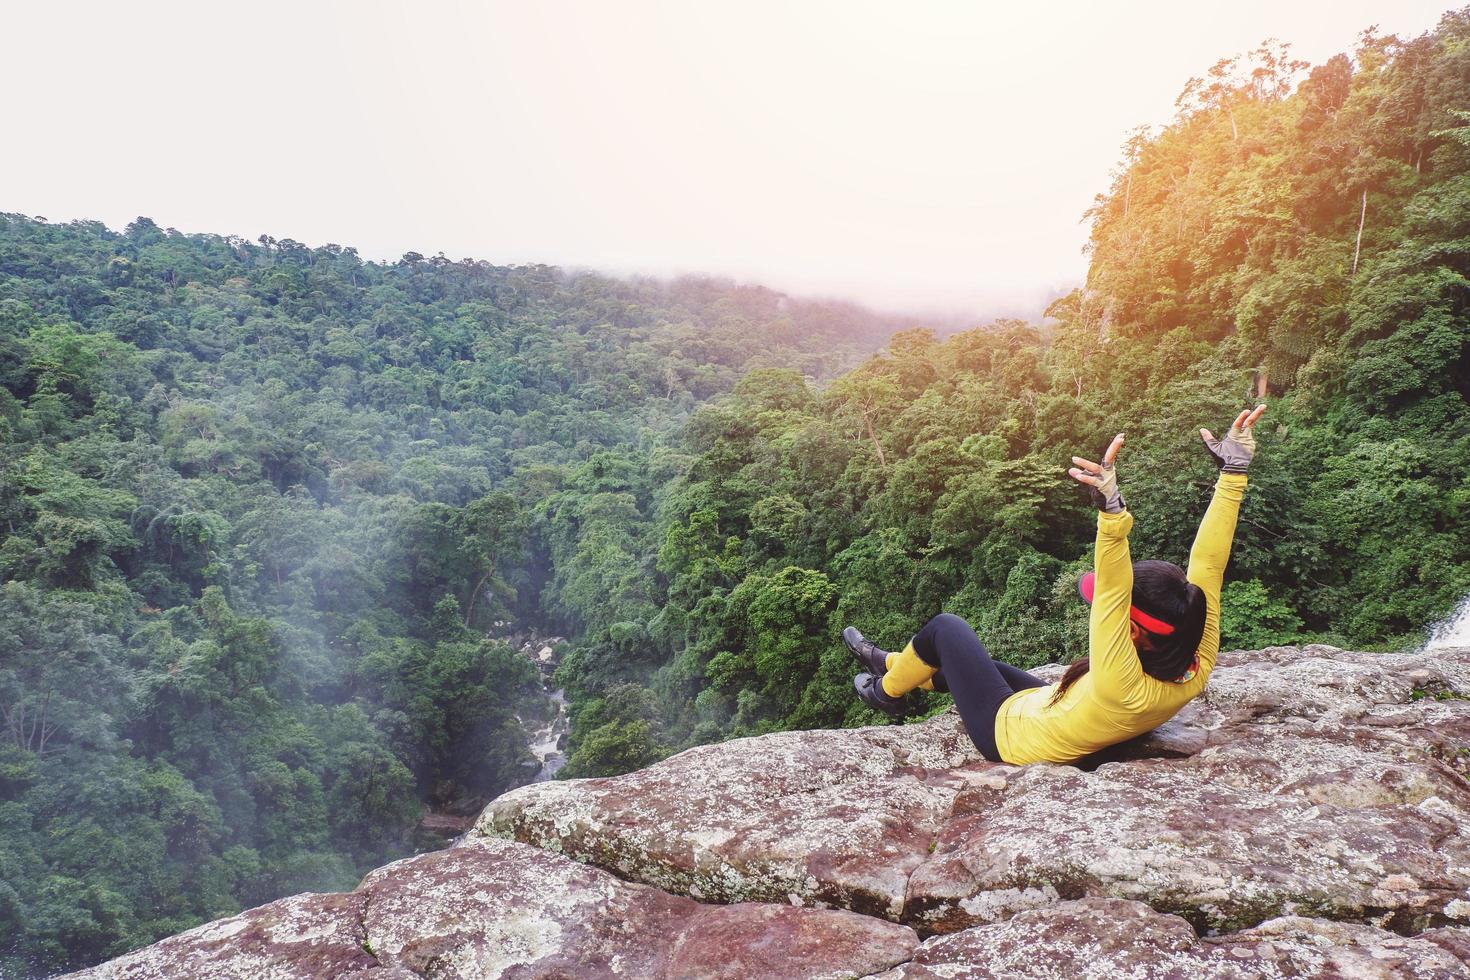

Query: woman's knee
left=926, top=612, right=971, bottom=633
left=929, top=612, right=982, bottom=646
left=914, top=612, right=982, bottom=666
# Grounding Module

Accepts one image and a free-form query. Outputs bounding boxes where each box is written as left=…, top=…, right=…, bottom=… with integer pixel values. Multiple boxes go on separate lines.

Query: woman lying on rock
left=847, top=404, right=1266, bottom=766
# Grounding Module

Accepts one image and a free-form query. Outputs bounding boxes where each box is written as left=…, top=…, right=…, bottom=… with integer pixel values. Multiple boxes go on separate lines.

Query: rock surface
left=70, top=645, right=1470, bottom=978
left=482, top=644, right=1470, bottom=943
left=61, top=890, right=380, bottom=980
left=870, top=898, right=1470, bottom=979
left=477, top=711, right=990, bottom=919
left=65, top=836, right=916, bottom=979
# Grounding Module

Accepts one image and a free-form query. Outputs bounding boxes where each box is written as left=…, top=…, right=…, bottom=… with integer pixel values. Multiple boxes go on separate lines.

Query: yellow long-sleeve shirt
left=993, top=472, right=1247, bottom=765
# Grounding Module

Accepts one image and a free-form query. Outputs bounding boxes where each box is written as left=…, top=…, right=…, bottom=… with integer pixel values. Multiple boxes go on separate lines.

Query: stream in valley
left=416, top=626, right=570, bottom=842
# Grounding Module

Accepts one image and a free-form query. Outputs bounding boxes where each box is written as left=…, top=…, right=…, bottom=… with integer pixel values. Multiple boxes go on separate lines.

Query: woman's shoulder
left=1126, top=670, right=1208, bottom=710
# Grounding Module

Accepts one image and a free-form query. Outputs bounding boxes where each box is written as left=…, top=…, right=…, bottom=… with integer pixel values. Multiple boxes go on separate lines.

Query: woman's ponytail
left=1048, top=657, right=1090, bottom=706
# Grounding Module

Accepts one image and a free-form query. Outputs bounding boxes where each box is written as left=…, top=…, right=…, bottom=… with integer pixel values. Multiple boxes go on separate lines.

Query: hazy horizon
left=3, top=0, right=1457, bottom=320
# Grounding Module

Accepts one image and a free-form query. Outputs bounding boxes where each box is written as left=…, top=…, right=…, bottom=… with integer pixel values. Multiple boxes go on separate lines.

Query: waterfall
left=527, top=688, right=569, bottom=782
left=1425, top=595, right=1470, bottom=651
left=500, top=630, right=569, bottom=782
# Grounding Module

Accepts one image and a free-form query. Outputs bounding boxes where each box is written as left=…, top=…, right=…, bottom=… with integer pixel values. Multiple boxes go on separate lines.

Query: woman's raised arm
left=1188, top=405, right=1265, bottom=673
left=1068, top=434, right=1144, bottom=696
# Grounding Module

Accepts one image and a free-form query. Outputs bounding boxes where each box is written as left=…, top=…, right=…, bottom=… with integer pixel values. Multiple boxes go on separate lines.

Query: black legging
left=912, top=613, right=1044, bottom=762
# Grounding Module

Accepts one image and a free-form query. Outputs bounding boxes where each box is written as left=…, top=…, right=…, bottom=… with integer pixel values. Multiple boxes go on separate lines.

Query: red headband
left=1078, top=572, right=1177, bottom=636
left=1126, top=605, right=1176, bottom=636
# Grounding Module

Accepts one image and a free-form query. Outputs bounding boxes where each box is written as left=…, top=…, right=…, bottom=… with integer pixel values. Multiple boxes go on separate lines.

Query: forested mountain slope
left=548, top=11, right=1470, bottom=767
left=0, top=215, right=915, bottom=976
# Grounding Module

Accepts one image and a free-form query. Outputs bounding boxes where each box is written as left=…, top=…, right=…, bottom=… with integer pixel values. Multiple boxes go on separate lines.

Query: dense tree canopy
left=0, top=214, right=907, bottom=976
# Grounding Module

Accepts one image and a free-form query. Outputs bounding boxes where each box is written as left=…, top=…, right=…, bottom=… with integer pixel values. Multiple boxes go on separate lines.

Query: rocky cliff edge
left=67, top=645, right=1470, bottom=979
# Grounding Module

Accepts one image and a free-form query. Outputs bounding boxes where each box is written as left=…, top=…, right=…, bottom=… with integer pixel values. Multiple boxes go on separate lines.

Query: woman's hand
left=1068, top=433, right=1126, bottom=513
left=1200, top=404, right=1266, bottom=474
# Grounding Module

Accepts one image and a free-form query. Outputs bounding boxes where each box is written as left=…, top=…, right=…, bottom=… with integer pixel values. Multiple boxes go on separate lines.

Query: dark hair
left=1049, top=560, right=1208, bottom=706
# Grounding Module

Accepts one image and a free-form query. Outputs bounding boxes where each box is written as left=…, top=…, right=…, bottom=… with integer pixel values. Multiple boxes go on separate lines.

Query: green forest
left=0, top=220, right=911, bottom=974
left=3, top=8, right=1469, bottom=977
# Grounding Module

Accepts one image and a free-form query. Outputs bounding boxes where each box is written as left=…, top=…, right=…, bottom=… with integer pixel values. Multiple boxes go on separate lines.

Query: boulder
left=905, top=749, right=1470, bottom=933
left=481, top=646, right=1470, bottom=936
left=477, top=712, right=991, bottom=918
left=358, top=835, right=917, bottom=978
left=65, top=836, right=918, bottom=980
left=59, top=891, right=378, bottom=980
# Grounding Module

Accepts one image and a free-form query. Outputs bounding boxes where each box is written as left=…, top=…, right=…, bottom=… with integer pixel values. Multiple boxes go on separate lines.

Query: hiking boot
left=854, top=672, right=907, bottom=716
left=843, top=626, right=890, bottom=676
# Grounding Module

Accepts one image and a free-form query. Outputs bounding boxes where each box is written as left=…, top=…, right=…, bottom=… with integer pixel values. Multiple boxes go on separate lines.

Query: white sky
left=1, top=1, right=1457, bottom=318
